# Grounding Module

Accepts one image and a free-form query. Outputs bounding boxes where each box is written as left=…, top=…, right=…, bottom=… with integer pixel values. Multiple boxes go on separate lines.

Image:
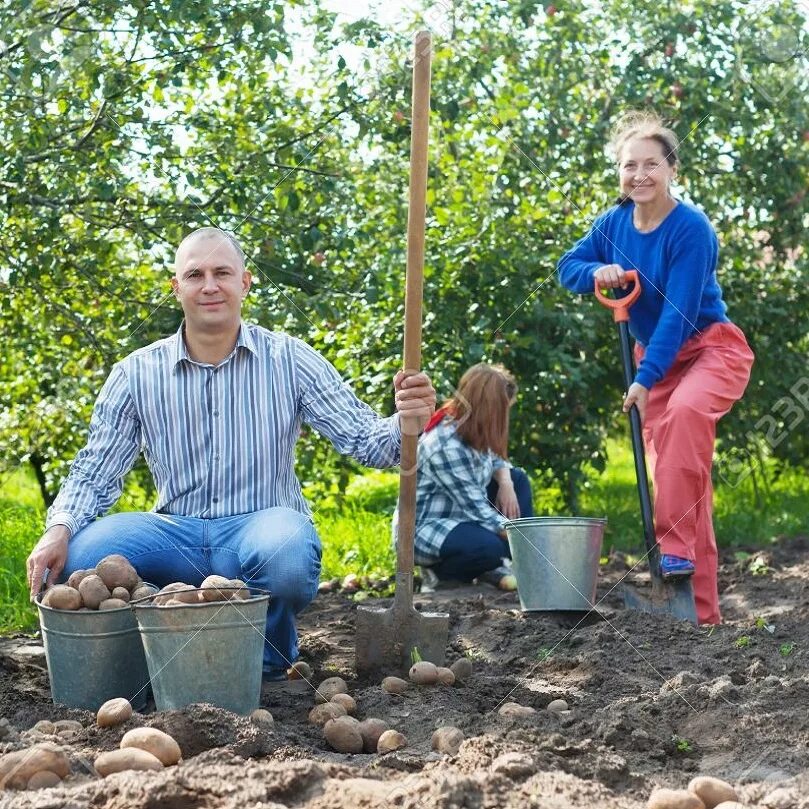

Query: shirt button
left=212, top=410, right=220, bottom=417
left=214, top=454, right=220, bottom=462
left=212, top=497, right=219, bottom=504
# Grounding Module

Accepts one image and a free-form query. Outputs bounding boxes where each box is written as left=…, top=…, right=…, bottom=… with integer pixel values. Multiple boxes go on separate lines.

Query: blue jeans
left=61, top=507, right=321, bottom=673
left=432, top=467, right=534, bottom=582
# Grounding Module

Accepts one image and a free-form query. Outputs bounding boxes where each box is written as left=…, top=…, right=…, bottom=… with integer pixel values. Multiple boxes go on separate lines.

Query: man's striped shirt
left=47, top=322, right=402, bottom=537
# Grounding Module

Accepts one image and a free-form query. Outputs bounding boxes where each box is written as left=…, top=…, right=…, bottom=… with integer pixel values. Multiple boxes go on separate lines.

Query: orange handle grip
left=594, top=269, right=641, bottom=322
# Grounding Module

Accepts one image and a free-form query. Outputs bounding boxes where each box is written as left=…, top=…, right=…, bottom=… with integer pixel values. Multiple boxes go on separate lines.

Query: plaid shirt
left=393, top=418, right=509, bottom=565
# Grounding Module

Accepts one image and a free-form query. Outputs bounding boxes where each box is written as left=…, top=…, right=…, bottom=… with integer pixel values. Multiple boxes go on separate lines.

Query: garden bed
left=2, top=535, right=808, bottom=808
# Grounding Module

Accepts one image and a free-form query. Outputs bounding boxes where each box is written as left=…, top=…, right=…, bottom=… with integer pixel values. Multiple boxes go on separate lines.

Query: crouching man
left=26, top=227, right=435, bottom=684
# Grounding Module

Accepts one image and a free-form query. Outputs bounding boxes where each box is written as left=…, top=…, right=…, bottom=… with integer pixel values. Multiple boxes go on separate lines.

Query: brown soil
left=2, top=536, right=809, bottom=809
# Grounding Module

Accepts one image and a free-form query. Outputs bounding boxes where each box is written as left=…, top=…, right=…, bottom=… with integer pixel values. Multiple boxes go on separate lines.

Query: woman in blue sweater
left=558, top=111, right=754, bottom=624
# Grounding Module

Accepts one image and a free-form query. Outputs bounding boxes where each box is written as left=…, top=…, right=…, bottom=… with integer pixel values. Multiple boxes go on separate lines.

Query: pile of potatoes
left=0, top=743, right=71, bottom=790
left=151, top=576, right=251, bottom=606
left=94, top=727, right=182, bottom=776
left=311, top=658, right=474, bottom=755
left=647, top=776, right=741, bottom=809
left=41, top=560, right=253, bottom=612
left=307, top=676, right=407, bottom=755
left=41, top=555, right=156, bottom=612
left=381, top=657, right=473, bottom=696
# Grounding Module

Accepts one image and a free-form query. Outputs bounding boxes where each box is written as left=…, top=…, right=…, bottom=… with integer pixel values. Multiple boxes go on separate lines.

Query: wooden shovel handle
left=398, top=31, right=432, bottom=579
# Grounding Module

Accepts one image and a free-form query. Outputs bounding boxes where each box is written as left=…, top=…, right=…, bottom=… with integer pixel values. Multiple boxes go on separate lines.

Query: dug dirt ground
left=2, top=536, right=808, bottom=809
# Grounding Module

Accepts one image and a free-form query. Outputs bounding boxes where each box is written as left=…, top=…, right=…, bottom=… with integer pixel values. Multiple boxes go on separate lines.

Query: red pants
left=635, top=322, right=754, bottom=625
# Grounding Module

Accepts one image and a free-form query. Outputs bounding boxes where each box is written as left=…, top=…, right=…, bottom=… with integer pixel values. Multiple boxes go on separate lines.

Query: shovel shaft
left=397, top=31, right=432, bottom=583
left=617, top=321, right=659, bottom=566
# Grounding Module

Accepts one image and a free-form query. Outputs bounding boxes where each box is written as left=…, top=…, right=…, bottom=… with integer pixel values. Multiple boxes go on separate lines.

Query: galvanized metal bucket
left=132, top=590, right=270, bottom=715
left=36, top=597, right=150, bottom=711
left=503, top=517, right=607, bottom=611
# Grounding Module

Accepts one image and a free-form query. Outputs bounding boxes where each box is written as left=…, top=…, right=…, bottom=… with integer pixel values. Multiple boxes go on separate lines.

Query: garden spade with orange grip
left=355, top=31, right=450, bottom=674
left=595, top=270, right=698, bottom=625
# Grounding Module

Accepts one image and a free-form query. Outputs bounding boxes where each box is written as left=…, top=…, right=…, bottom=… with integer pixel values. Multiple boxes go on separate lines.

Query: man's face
left=171, top=236, right=251, bottom=333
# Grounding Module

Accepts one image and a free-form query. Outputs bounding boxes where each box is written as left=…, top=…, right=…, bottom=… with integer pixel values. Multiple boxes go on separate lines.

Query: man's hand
left=393, top=370, right=436, bottom=435
left=623, top=382, right=649, bottom=423
left=594, top=264, right=629, bottom=289
left=26, top=526, right=70, bottom=599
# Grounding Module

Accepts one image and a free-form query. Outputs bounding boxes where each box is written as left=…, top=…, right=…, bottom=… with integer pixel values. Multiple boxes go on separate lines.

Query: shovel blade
left=355, top=602, right=449, bottom=675
left=622, top=574, right=698, bottom=626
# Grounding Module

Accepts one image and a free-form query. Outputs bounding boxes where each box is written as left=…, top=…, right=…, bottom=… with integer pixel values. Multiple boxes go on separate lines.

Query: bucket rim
left=503, top=516, right=607, bottom=529
left=131, top=586, right=271, bottom=609
left=35, top=593, right=133, bottom=614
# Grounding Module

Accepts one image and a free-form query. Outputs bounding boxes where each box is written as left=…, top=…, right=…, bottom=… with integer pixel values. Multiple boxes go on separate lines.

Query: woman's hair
left=445, top=363, right=517, bottom=458
left=609, top=111, right=679, bottom=205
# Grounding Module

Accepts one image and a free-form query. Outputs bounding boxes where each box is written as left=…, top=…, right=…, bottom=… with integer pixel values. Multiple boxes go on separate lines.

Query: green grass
left=2, top=440, right=808, bottom=633
left=577, top=440, right=809, bottom=554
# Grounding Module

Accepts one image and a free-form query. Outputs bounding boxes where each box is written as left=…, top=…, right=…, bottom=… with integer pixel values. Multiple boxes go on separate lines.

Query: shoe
left=659, top=554, right=695, bottom=579
left=419, top=566, right=440, bottom=593
left=478, top=566, right=518, bottom=592
left=261, top=667, right=309, bottom=696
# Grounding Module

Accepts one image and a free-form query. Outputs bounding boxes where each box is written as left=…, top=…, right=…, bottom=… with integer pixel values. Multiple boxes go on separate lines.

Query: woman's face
left=618, top=136, right=676, bottom=206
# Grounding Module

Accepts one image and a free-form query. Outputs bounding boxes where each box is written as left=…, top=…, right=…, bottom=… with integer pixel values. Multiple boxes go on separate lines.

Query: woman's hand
left=623, top=382, right=649, bottom=423
left=594, top=264, right=629, bottom=289
left=495, top=480, right=520, bottom=520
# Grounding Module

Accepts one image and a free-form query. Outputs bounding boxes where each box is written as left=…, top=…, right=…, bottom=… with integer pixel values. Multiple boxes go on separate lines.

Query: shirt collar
left=172, top=320, right=258, bottom=369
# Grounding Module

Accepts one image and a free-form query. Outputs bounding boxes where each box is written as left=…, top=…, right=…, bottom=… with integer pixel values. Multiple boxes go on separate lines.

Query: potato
left=42, top=585, right=82, bottom=611
left=94, top=748, right=164, bottom=776
left=0, top=744, right=70, bottom=789
left=99, top=598, right=129, bottom=611
left=381, top=676, right=408, bottom=695
left=111, top=587, right=131, bottom=602
left=330, top=693, right=356, bottom=715
left=154, top=583, right=197, bottom=605
left=449, top=657, right=473, bottom=682
left=408, top=661, right=439, bottom=685
left=78, top=575, right=111, bottom=610
left=227, top=579, right=250, bottom=600
left=199, top=575, right=239, bottom=602
left=32, top=720, right=55, bottom=735
left=249, top=709, right=274, bottom=729
left=376, top=729, right=407, bottom=754
left=120, top=727, right=182, bottom=766
left=688, top=777, right=738, bottom=809
left=436, top=667, right=456, bottom=686
left=323, top=716, right=363, bottom=754
left=67, top=569, right=95, bottom=590
left=647, top=788, right=706, bottom=809
left=358, top=718, right=388, bottom=753
left=308, top=702, right=347, bottom=727
left=498, top=702, right=537, bottom=717
left=26, top=770, right=61, bottom=789
left=130, top=584, right=159, bottom=601
left=431, top=726, right=464, bottom=755
left=97, top=698, right=133, bottom=728
left=547, top=698, right=569, bottom=713
left=315, top=676, right=349, bottom=704
left=96, top=554, right=139, bottom=592
left=171, top=586, right=203, bottom=604
left=287, top=661, right=313, bottom=680
left=53, top=720, right=82, bottom=735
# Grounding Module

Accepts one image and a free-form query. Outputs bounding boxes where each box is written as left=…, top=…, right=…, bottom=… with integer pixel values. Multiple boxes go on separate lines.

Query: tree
left=1, top=0, right=807, bottom=511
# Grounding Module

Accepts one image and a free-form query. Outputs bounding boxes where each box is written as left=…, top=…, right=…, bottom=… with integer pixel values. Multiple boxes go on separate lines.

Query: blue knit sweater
left=557, top=199, right=729, bottom=389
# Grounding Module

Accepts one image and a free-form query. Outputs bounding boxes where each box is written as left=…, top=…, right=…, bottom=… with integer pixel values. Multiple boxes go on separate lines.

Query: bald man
left=27, top=228, right=436, bottom=685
